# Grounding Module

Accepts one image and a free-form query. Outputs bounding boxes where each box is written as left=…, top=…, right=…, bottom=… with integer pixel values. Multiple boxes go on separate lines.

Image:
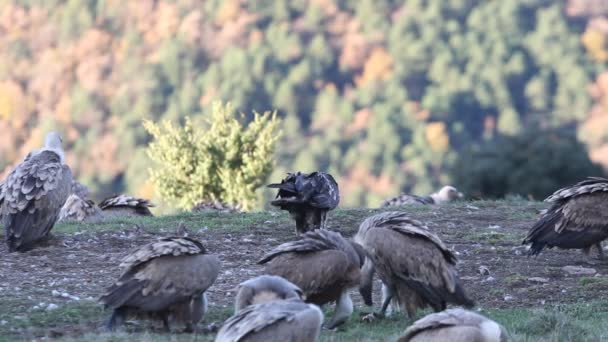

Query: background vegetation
left=1, top=0, right=608, bottom=209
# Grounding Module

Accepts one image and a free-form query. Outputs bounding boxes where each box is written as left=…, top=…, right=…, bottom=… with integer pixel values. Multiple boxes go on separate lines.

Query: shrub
left=143, top=101, right=281, bottom=211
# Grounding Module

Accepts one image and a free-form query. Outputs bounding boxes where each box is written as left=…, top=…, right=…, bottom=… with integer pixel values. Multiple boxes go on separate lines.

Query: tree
left=143, top=101, right=281, bottom=211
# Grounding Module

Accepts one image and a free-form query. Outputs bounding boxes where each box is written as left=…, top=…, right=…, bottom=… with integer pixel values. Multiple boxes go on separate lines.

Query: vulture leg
left=382, top=284, right=401, bottom=316
left=106, top=307, right=127, bottom=331
left=596, top=243, right=605, bottom=260
left=377, top=286, right=393, bottom=317
left=319, top=210, right=328, bottom=229
left=292, top=211, right=307, bottom=236
left=185, top=293, right=207, bottom=332
left=161, top=314, right=171, bottom=332
left=325, top=290, right=353, bottom=330
left=359, top=260, right=375, bottom=306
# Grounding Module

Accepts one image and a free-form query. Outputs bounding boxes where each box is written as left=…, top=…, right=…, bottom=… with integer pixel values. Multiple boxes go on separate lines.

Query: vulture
left=192, top=201, right=241, bottom=213
left=354, top=212, right=474, bottom=320
left=398, top=308, right=508, bottom=342
left=215, top=298, right=323, bottom=342
left=234, top=275, right=304, bottom=313
left=258, top=229, right=365, bottom=329
left=70, top=180, right=90, bottom=199
left=523, top=177, right=608, bottom=259
left=2, top=132, right=72, bottom=252
left=267, top=171, right=340, bottom=235
left=100, top=236, right=220, bottom=332
left=381, top=186, right=463, bottom=207
left=58, top=194, right=103, bottom=222
left=98, top=194, right=155, bottom=217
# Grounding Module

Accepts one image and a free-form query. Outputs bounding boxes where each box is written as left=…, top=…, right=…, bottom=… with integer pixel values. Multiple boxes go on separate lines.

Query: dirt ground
left=2, top=201, right=608, bottom=339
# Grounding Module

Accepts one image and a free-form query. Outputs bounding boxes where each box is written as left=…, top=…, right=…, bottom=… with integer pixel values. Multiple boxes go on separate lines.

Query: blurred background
left=0, top=0, right=607, bottom=211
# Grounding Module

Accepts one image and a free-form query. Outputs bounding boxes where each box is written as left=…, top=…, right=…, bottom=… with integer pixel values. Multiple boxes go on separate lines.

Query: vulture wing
left=268, top=172, right=340, bottom=210
left=523, top=178, right=608, bottom=255
left=99, top=194, right=155, bottom=216
left=3, top=151, right=72, bottom=251
left=215, top=299, right=323, bottom=342
left=119, top=236, right=205, bottom=271
left=381, top=194, right=433, bottom=207
left=58, top=194, right=103, bottom=222
left=258, top=230, right=354, bottom=264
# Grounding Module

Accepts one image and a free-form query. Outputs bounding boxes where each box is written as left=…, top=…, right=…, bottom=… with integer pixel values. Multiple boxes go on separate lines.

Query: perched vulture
left=354, top=212, right=473, bottom=319
left=381, top=186, right=463, bottom=207
left=2, top=132, right=72, bottom=252
left=98, top=194, right=155, bottom=217
left=523, top=177, right=608, bottom=259
left=215, top=298, right=323, bottom=342
left=100, top=237, right=220, bottom=332
left=234, top=275, right=304, bottom=313
left=267, top=171, right=339, bottom=235
left=398, top=308, right=508, bottom=342
left=258, top=229, right=365, bottom=329
left=58, top=194, right=103, bottom=223
left=71, top=180, right=90, bottom=199
left=192, top=201, right=241, bottom=213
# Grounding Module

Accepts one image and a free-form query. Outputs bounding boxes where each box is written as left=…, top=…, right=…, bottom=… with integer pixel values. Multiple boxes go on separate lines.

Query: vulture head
left=431, top=186, right=464, bottom=204
left=355, top=212, right=474, bottom=320
left=398, top=308, right=508, bottom=342
left=234, top=275, right=304, bottom=313
left=100, top=236, right=220, bottom=332
left=258, top=229, right=362, bottom=329
left=42, top=131, right=65, bottom=163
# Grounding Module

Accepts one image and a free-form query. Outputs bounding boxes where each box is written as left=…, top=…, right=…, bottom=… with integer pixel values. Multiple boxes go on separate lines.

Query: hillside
left=2, top=200, right=608, bottom=341
left=1, top=0, right=608, bottom=208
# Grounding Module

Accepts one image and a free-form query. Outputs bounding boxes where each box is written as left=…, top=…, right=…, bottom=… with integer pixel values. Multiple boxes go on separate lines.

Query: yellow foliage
left=357, top=47, right=394, bottom=86
left=215, top=0, right=242, bottom=25
left=425, top=122, right=449, bottom=152
left=582, top=28, right=608, bottom=62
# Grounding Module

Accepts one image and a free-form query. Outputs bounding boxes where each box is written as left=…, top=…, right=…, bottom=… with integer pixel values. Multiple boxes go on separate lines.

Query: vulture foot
left=361, top=312, right=384, bottom=323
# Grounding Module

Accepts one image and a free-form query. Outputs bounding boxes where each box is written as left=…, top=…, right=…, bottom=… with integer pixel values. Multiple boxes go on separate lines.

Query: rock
left=528, top=277, right=549, bottom=283
left=460, top=276, right=480, bottom=281
left=478, top=266, right=490, bottom=275
left=46, top=303, right=59, bottom=311
left=562, top=265, right=597, bottom=276
left=488, top=225, right=501, bottom=229
left=504, top=295, right=514, bottom=301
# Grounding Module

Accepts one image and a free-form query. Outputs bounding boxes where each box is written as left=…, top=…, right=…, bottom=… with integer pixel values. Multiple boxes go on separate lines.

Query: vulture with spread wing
left=100, top=237, right=220, bottom=332
left=523, top=177, right=608, bottom=259
left=2, top=132, right=72, bottom=252
left=258, top=230, right=365, bottom=329
left=234, top=275, right=304, bottom=313
left=354, top=212, right=473, bottom=320
left=98, top=194, right=155, bottom=217
left=398, top=308, right=508, bottom=342
left=215, top=297, right=323, bottom=342
left=381, top=186, right=463, bottom=207
left=267, top=171, right=339, bottom=235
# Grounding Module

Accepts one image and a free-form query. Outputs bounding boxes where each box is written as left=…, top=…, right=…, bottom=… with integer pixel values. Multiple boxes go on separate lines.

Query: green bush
left=143, top=101, right=281, bottom=211
left=451, top=129, right=605, bottom=200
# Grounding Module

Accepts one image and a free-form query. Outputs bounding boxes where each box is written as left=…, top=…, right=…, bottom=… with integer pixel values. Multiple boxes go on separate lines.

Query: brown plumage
left=267, top=171, right=340, bottom=235
left=100, top=237, right=220, bottom=332
left=381, top=186, right=463, bottom=207
left=215, top=298, right=323, bottom=342
left=398, top=308, right=508, bottom=342
left=192, top=201, right=241, bottom=213
left=70, top=180, right=90, bottom=199
left=354, top=212, right=473, bottom=320
left=58, top=194, right=103, bottom=223
left=98, top=194, right=155, bottom=217
left=258, top=230, right=364, bottom=329
left=523, top=177, right=608, bottom=259
left=234, top=275, right=304, bottom=313
left=2, top=132, right=72, bottom=252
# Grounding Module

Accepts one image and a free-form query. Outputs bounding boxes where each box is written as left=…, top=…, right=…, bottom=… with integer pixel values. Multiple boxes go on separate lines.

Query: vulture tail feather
left=100, top=279, right=146, bottom=309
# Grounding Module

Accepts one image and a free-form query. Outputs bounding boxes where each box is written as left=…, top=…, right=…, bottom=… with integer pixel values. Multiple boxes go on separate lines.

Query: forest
left=1, top=0, right=607, bottom=209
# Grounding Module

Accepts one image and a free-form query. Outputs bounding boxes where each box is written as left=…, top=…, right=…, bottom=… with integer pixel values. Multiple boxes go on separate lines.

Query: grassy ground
left=2, top=200, right=608, bottom=341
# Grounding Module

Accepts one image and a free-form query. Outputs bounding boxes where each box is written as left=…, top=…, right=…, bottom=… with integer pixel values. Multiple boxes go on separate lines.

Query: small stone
left=0, top=320, right=6, bottom=325
left=504, top=295, right=514, bottom=301
left=562, top=265, right=597, bottom=276
left=242, top=238, right=253, bottom=243
left=46, top=303, right=59, bottom=311
left=488, top=225, right=501, bottom=229
left=52, top=290, right=61, bottom=297
left=483, top=276, right=495, bottom=283
left=528, top=277, right=549, bottom=283
left=478, top=266, right=490, bottom=275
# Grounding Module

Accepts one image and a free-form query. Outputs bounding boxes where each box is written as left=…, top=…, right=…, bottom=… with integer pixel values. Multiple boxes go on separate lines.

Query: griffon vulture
left=398, top=308, right=508, bottom=342
left=2, top=132, right=72, bottom=252
left=215, top=298, right=323, bottom=342
left=58, top=194, right=103, bottom=222
left=100, top=237, right=220, bottom=332
left=354, top=212, right=473, bottom=320
left=267, top=171, right=340, bottom=235
left=523, top=177, right=608, bottom=259
left=193, top=201, right=241, bottom=213
left=258, top=229, right=365, bottom=329
left=381, top=186, right=463, bottom=207
left=234, top=275, right=304, bottom=313
left=98, top=194, right=155, bottom=217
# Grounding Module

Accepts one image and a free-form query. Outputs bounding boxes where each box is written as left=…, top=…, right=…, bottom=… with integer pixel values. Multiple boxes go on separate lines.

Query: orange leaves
left=582, top=27, right=608, bottom=62
left=425, top=122, right=450, bottom=153
left=356, top=47, right=394, bottom=86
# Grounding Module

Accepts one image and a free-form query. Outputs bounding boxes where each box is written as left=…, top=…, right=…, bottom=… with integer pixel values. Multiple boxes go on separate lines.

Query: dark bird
left=398, top=308, right=508, bottom=342
left=100, top=237, right=220, bottom=332
left=2, top=132, right=72, bottom=252
left=234, top=275, right=304, bottom=313
left=354, top=212, right=474, bottom=320
left=258, top=229, right=365, bottom=329
left=381, top=186, right=463, bottom=207
left=215, top=298, right=323, bottom=342
left=523, top=177, right=608, bottom=259
left=98, top=194, right=155, bottom=217
left=267, top=171, right=339, bottom=235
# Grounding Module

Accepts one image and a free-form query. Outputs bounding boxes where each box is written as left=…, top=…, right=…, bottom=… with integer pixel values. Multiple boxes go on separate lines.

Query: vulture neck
left=41, top=147, right=65, bottom=164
